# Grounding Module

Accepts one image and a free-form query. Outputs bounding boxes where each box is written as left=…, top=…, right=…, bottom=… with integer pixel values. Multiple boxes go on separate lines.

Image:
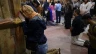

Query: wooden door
left=0, top=0, right=26, bottom=54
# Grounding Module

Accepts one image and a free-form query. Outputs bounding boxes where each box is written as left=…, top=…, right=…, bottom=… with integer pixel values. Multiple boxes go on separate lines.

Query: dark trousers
left=64, top=14, right=71, bottom=29
left=90, top=9, right=94, bottom=17
left=88, top=46, right=96, bottom=54
left=56, top=11, right=61, bottom=23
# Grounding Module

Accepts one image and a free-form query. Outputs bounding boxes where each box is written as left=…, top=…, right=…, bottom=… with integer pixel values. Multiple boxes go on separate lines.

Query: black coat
left=71, top=15, right=84, bottom=36
left=22, top=15, right=47, bottom=44
left=64, top=3, right=73, bottom=17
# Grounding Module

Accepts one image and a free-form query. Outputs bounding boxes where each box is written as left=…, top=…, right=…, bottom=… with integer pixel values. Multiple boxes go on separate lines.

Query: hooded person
left=21, top=5, right=48, bottom=54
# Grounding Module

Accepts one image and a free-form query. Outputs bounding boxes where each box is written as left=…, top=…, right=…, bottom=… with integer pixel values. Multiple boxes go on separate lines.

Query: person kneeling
left=21, top=5, right=48, bottom=54
left=70, top=9, right=89, bottom=47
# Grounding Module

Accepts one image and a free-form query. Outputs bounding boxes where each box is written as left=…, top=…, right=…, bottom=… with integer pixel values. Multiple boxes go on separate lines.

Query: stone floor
left=45, top=25, right=88, bottom=54
left=26, top=16, right=89, bottom=54
left=44, top=16, right=88, bottom=54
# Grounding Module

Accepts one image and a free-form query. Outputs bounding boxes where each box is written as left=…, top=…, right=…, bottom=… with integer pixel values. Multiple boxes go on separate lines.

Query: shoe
left=58, top=22, right=60, bottom=23
left=31, top=51, right=36, bottom=54
left=83, top=40, right=90, bottom=48
left=65, top=27, right=70, bottom=29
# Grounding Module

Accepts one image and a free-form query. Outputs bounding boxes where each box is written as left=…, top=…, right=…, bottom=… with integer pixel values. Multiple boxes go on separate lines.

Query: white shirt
left=80, top=2, right=92, bottom=15
left=73, top=2, right=80, bottom=8
left=89, top=2, right=95, bottom=9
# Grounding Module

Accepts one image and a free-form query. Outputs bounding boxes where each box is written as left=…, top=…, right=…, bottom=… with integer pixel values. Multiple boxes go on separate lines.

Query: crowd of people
left=19, top=0, right=96, bottom=54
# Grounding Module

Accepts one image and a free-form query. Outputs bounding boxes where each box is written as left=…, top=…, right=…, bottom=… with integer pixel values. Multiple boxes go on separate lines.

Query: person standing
left=26, top=0, right=40, bottom=12
left=80, top=0, right=91, bottom=15
left=21, top=5, right=48, bottom=54
left=64, top=1, right=73, bottom=29
left=90, top=0, right=95, bottom=17
left=55, top=1, right=62, bottom=23
left=43, top=0, right=49, bottom=17
left=49, top=2, right=56, bottom=22
left=25, top=0, right=43, bottom=15
left=80, top=0, right=92, bottom=34
left=73, top=0, right=81, bottom=11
